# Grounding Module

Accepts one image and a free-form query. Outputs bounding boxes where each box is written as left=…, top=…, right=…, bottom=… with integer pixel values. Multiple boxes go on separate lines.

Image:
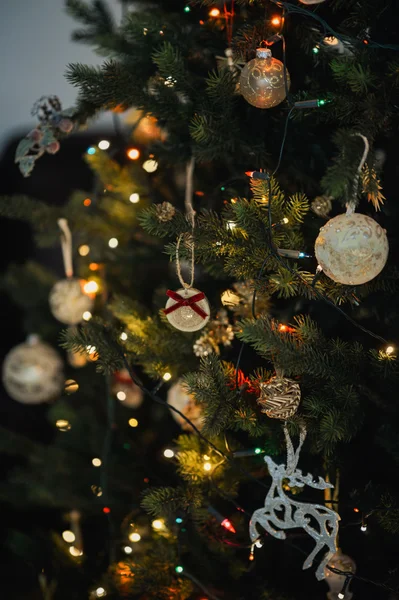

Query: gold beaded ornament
left=258, top=375, right=301, bottom=420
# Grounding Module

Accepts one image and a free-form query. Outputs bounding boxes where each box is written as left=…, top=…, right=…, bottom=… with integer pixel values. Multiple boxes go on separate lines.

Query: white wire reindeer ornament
left=249, top=424, right=340, bottom=580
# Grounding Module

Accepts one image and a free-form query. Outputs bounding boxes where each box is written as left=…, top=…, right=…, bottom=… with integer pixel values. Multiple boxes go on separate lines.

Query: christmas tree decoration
left=311, top=195, right=333, bottom=218
left=223, top=281, right=270, bottom=319
left=314, top=212, right=389, bottom=285
left=193, top=309, right=234, bottom=357
left=2, top=335, right=63, bottom=404
left=15, top=96, right=76, bottom=176
left=257, top=375, right=301, bottom=420
left=112, top=369, right=144, bottom=408
left=155, top=201, right=176, bottom=222
left=132, top=112, right=167, bottom=144
left=167, top=380, right=204, bottom=431
left=239, top=48, right=290, bottom=109
left=250, top=425, right=340, bottom=581
left=50, top=278, right=94, bottom=325
left=324, top=550, right=356, bottom=600
left=67, top=349, right=88, bottom=368
left=49, top=219, right=94, bottom=325
left=164, top=288, right=210, bottom=332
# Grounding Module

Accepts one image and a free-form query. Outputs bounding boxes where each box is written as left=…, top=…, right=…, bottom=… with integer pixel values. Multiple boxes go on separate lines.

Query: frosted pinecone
left=155, top=201, right=176, bottom=222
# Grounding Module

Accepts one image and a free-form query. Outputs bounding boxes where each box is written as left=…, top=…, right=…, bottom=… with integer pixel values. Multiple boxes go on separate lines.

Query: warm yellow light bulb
left=283, top=217, right=289, bottom=224
left=83, top=311, right=92, bottom=321
left=69, top=546, right=83, bottom=556
left=203, top=454, right=210, bottom=461
left=78, top=244, right=90, bottom=256
left=129, top=418, right=139, bottom=428
left=98, top=140, right=110, bottom=150
left=62, top=530, right=76, bottom=543
left=129, top=532, right=141, bottom=543
left=209, top=8, right=220, bottom=17
left=129, top=193, right=140, bottom=203
left=127, top=148, right=140, bottom=160
left=95, top=587, right=107, bottom=598
left=83, top=280, right=99, bottom=294
left=92, top=458, right=102, bottom=467
left=386, top=345, right=395, bottom=355
left=117, top=391, right=127, bottom=401
left=124, top=545, right=133, bottom=554
left=163, top=448, right=174, bottom=458
left=203, top=462, right=212, bottom=472
left=163, top=372, right=172, bottom=381
left=152, top=519, right=164, bottom=531
left=108, top=238, right=119, bottom=248
left=120, top=332, right=128, bottom=341
left=142, top=159, right=158, bottom=173
left=56, top=419, right=71, bottom=431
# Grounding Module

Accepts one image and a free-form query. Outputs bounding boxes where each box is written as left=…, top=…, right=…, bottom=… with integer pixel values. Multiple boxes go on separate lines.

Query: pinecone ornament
left=311, top=195, right=332, bottom=218
left=155, top=202, right=176, bottom=222
left=258, top=376, right=301, bottom=420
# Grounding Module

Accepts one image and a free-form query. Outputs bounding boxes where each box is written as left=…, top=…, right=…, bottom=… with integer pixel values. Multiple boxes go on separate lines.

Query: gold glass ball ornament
left=167, top=380, right=204, bottom=431
left=314, top=212, right=388, bottom=285
left=258, top=375, right=301, bottom=420
left=49, top=278, right=94, bottom=325
left=239, top=48, right=290, bottom=109
left=2, top=335, right=64, bottom=404
left=164, top=288, right=210, bottom=332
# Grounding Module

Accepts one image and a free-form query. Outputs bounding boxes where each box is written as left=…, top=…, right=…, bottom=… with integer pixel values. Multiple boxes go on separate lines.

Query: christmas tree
left=1, top=0, right=399, bottom=598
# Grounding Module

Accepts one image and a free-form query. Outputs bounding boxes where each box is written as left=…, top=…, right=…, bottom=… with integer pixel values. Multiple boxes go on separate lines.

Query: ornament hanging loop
left=346, top=133, right=370, bottom=215
left=57, top=218, right=73, bottom=278
left=176, top=156, right=196, bottom=289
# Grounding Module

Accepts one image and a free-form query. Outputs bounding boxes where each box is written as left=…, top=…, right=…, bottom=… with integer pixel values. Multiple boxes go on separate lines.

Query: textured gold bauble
left=167, top=380, right=204, bottom=431
left=49, top=278, right=94, bottom=325
left=258, top=376, right=301, bottom=420
left=2, top=335, right=64, bottom=404
left=165, top=288, right=210, bottom=332
left=315, top=212, right=388, bottom=285
left=239, top=48, right=290, bottom=109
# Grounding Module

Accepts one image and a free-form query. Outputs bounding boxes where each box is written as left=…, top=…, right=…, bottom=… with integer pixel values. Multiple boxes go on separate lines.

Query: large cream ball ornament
left=239, top=48, right=290, bottom=109
left=49, top=278, right=94, bottom=325
left=315, top=212, right=388, bottom=285
left=2, top=335, right=64, bottom=404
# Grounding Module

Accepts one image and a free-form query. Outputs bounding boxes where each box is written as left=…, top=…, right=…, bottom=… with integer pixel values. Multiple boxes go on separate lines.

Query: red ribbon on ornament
left=164, top=289, right=208, bottom=320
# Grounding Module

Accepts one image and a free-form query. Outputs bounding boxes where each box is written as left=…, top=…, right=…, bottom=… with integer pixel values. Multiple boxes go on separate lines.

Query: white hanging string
left=176, top=156, right=196, bottom=289
left=57, top=218, right=73, bottom=278
left=346, top=133, right=370, bottom=215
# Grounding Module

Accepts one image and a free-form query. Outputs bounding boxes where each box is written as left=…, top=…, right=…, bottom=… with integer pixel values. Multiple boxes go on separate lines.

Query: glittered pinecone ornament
left=155, top=202, right=176, bottom=222
left=2, top=335, right=64, bottom=404
left=239, top=48, right=290, bottom=109
left=193, top=309, right=234, bottom=357
left=311, top=195, right=333, bottom=218
left=223, top=281, right=270, bottom=319
left=193, top=333, right=215, bottom=358
left=258, top=375, right=301, bottom=420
